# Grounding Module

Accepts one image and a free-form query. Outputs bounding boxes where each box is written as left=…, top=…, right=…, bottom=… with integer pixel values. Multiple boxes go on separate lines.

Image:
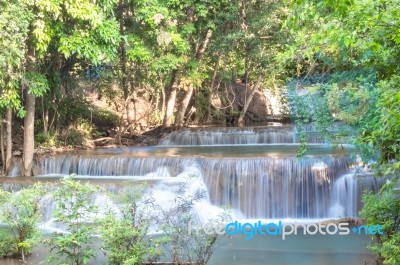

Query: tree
left=0, top=0, right=32, bottom=173
left=282, top=1, right=400, bottom=263
left=20, top=0, right=120, bottom=176
left=205, top=0, right=287, bottom=126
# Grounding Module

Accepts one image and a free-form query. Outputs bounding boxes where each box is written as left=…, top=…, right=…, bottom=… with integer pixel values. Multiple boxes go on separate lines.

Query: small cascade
left=328, top=173, right=385, bottom=218
left=202, top=156, right=349, bottom=219
left=328, top=174, right=359, bottom=217
left=5, top=158, right=22, bottom=177
left=159, top=126, right=326, bottom=145
left=36, top=155, right=196, bottom=177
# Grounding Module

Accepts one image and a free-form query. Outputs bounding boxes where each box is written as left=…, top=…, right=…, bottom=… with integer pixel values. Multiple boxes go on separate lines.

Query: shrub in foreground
left=0, top=184, right=46, bottom=260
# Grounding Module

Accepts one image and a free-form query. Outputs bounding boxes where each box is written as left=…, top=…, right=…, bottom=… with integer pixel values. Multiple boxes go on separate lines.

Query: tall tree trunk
left=23, top=42, right=36, bottom=177
left=0, top=113, right=4, bottom=171
left=237, top=77, right=261, bottom=127
left=42, top=97, right=48, bottom=135
left=204, top=55, right=221, bottom=123
left=161, top=86, right=166, bottom=122
left=175, top=84, right=194, bottom=128
left=163, top=70, right=179, bottom=127
left=5, top=108, right=12, bottom=171
left=23, top=93, right=35, bottom=176
left=192, top=87, right=200, bottom=124
left=127, top=92, right=137, bottom=136
left=118, top=0, right=129, bottom=100
left=175, top=29, right=213, bottom=127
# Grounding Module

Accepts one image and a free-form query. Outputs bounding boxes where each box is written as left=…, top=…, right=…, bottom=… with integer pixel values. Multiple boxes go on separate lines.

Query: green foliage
left=327, top=81, right=370, bottom=125
left=160, top=183, right=228, bottom=265
left=287, top=71, right=376, bottom=151
left=62, top=129, right=85, bottom=147
left=283, top=2, right=400, bottom=264
left=23, top=72, right=50, bottom=97
left=0, top=231, right=17, bottom=257
left=35, top=131, right=60, bottom=147
left=99, top=183, right=164, bottom=265
left=358, top=75, right=400, bottom=171
left=49, top=93, right=117, bottom=145
left=283, top=0, right=400, bottom=78
left=360, top=179, right=400, bottom=265
left=0, top=0, right=32, bottom=113
left=0, top=184, right=46, bottom=259
left=0, top=179, right=225, bottom=265
left=44, top=176, right=99, bottom=265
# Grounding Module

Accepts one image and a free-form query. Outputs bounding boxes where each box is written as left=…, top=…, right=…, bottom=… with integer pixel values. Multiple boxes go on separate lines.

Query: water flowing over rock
left=4, top=125, right=383, bottom=222
left=159, top=126, right=326, bottom=145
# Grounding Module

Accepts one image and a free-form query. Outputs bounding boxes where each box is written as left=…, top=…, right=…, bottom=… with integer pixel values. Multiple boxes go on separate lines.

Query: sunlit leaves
left=45, top=176, right=99, bottom=265
left=282, top=0, right=400, bottom=76
left=360, top=180, right=400, bottom=265
left=58, top=19, right=120, bottom=64
left=0, top=184, right=47, bottom=258
left=0, top=0, right=32, bottom=111
left=23, top=72, right=50, bottom=97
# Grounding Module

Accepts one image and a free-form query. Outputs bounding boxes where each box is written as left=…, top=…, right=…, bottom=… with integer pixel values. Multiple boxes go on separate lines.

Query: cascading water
left=4, top=125, right=381, bottom=222
left=159, top=126, right=327, bottom=145
left=328, top=173, right=384, bottom=218
left=34, top=153, right=349, bottom=219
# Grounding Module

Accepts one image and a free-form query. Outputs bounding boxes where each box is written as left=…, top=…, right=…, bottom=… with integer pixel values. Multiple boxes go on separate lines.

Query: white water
left=3, top=125, right=383, bottom=229
left=159, top=127, right=326, bottom=145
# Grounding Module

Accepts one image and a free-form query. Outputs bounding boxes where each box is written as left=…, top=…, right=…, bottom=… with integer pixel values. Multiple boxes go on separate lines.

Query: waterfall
left=201, top=156, right=349, bottom=219
left=30, top=152, right=359, bottom=219
left=328, top=173, right=384, bottom=218
left=5, top=158, right=22, bottom=177
left=329, top=174, right=359, bottom=218
left=2, top=124, right=381, bottom=221
left=159, top=126, right=326, bottom=145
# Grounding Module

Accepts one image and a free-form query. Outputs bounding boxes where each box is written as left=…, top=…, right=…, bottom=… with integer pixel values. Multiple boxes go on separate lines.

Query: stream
left=1, top=125, right=382, bottom=264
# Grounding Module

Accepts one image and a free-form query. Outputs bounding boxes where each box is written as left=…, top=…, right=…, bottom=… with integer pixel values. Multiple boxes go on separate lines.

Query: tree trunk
left=118, top=0, right=129, bottom=100
left=23, top=93, right=35, bottom=176
left=127, top=92, right=137, bottom=136
left=5, top=108, right=12, bottom=171
left=163, top=70, right=179, bottom=127
left=204, top=55, right=221, bottom=123
left=161, top=86, right=166, bottom=121
left=42, top=97, right=48, bottom=135
left=237, top=77, right=261, bottom=127
left=0, top=113, right=4, bottom=171
left=23, top=40, right=36, bottom=177
left=192, top=87, right=200, bottom=124
left=175, top=84, right=194, bottom=128
left=174, top=29, right=213, bottom=127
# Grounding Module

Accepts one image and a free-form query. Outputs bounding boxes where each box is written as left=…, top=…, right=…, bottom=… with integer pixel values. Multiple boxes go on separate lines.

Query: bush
left=99, top=183, right=164, bottom=265
left=44, top=176, right=99, bottom=265
left=360, top=178, right=400, bottom=265
left=35, top=131, right=60, bottom=147
left=160, top=182, right=228, bottom=265
left=62, top=128, right=86, bottom=146
left=0, top=184, right=46, bottom=260
left=0, top=231, right=17, bottom=257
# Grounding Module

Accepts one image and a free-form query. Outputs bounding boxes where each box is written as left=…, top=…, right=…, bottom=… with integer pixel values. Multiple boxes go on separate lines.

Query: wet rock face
left=211, top=82, right=286, bottom=125
left=230, top=83, right=272, bottom=123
